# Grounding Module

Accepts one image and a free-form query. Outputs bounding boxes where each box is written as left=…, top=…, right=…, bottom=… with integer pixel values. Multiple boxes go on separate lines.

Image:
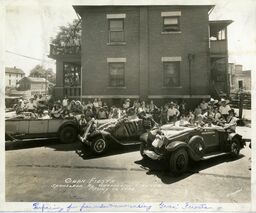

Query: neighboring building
left=5, top=66, right=25, bottom=88
left=229, top=63, right=251, bottom=92
left=17, top=77, right=52, bottom=95
left=49, top=5, right=232, bottom=105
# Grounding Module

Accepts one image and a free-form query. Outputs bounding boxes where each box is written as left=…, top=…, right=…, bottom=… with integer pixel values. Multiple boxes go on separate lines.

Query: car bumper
left=143, top=150, right=163, bottom=160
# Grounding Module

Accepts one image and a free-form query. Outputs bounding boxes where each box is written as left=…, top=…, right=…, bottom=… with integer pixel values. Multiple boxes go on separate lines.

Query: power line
left=5, top=50, right=56, bottom=64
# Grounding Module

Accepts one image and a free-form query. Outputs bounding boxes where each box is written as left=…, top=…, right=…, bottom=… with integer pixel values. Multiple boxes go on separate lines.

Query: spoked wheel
left=91, top=137, right=108, bottom=155
left=59, top=126, right=77, bottom=144
left=230, top=138, right=241, bottom=158
left=169, top=148, right=188, bottom=175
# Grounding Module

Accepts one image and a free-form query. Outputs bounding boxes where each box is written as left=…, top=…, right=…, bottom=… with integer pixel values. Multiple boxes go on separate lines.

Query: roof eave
left=73, top=4, right=215, bottom=15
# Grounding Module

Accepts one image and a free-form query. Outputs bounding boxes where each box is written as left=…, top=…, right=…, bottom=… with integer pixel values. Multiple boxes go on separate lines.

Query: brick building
left=49, top=5, right=232, bottom=106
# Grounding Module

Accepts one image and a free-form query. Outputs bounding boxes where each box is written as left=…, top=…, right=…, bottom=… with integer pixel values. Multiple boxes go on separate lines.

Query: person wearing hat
left=223, top=109, right=238, bottom=132
left=41, top=110, right=51, bottom=119
left=167, top=102, right=180, bottom=123
left=208, top=98, right=218, bottom=109
left=219, top=98, right=231, bottom=121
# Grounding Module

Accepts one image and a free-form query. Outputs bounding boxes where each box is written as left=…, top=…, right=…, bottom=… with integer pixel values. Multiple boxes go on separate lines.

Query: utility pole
left=238, top=88, right=244, bottom=120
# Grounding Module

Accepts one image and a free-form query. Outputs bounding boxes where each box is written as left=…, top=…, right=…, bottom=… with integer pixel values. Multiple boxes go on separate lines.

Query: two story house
left=5, top=66, right=25, bottom=88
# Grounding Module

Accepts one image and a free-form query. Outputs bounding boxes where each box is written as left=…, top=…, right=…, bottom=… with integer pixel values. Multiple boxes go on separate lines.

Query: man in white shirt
left=167, top=102, right=180, bottom=122
left=219, top=98, right=231, bottom=120
left=62, top=96, right=68, bottom=108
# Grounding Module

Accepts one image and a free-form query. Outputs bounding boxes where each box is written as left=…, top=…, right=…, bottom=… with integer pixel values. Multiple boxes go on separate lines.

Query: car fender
left=166, top=141, right=189, bottom=152
left=188, top=135, right=206, bottom=157
left=166, top=140, right=203, bottom=162
left=89, top=130, right=111, bottom=141
left=228, top=133, right=244, bottom=148
left=57, top=120, right=78, bottom=134
left=228, top=132, right=242, bottom=141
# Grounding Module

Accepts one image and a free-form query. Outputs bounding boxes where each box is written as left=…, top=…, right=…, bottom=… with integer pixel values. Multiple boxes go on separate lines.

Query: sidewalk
left=236, top=126, right=251, bottom=140
left=234, top=108, right=251, bottom=121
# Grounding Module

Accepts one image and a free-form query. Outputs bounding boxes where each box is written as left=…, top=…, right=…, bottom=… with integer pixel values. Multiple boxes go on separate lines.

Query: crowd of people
left=12, top=95, right=238, bottom=131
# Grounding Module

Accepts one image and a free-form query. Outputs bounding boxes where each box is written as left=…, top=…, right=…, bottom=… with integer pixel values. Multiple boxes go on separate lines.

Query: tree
left=29, top=65, right=56, bottom=84
left=51, top=19, right=81, bottom=47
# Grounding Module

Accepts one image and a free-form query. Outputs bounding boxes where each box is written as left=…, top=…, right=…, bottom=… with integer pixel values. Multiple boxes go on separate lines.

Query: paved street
left=5, top=127, right=251, bottom=203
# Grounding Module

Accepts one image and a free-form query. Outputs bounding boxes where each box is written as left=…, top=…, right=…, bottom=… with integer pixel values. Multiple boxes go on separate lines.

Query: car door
left=6, top=119, right=29, bottom=135
left=28, top=119, right=48, bottom=135
left=200, top=128, right=220, bottom=153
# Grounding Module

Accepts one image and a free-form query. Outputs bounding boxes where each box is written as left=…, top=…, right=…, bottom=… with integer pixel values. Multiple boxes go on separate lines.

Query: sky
left=3, top=0, right=256, bottom=76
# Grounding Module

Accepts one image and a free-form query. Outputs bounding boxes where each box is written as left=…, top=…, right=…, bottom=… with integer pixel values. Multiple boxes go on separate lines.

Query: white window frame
left=161, top=11, right=181, bottom=33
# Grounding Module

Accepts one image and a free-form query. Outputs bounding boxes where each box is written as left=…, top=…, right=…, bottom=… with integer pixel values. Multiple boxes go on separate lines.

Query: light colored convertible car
left=5, top=112, right=79, bottom=143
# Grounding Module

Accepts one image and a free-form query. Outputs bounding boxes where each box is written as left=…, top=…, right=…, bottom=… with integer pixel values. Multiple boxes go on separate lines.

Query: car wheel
left=91, top=136, right=108, bottom=155
left=59, top=125, right=77, bottom=144
left=230, top=138, right=241, bottom=157
left=169, top=148, right=188, bottom=175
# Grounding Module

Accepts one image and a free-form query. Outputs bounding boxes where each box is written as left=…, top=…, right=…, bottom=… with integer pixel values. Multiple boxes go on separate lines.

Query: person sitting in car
left=40, top=110, right=51, bottom=119
left=219, top=98, right=231, bottom=121
left=26, top=98, right=36, bottom=113
left=15, top=99, right=25, bottom=114
left=79, top=114, right=88, bottom=135
left=98, top=107, right=108, bottom=119
left=223, top=109, right=238, bottom=132
left=51, top=103, right=63, bottom=118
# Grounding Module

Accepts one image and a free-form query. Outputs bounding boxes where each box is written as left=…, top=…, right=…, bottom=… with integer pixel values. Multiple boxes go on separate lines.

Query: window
left=9, top=74, right=11, bottom=78
left=163, top=17, right=180, bottom=32
left=163, top=61, right=180, bottom=87
left=9, top=80, right=11, bottom=85
left=161, top=11, right=181, bottom=32
left=238, top=80, right=243, bottom=89
left=108, top=19, right=124, bottom=43
left=109, top=62, right=125, bottom=87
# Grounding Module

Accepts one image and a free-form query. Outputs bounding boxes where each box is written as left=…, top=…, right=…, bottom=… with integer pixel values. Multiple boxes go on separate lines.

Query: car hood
left=160, top=125, right=196, bottom=140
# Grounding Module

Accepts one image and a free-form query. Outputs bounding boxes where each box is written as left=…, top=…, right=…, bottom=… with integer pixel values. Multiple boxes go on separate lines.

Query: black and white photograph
left=0, top=0, right=255, bottom=212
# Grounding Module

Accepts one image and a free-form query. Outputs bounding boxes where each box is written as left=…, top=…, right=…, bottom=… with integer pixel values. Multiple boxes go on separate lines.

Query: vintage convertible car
left=5, top=112, right=79, bottom=144
left=80, top=115, right=155, bottom=155
left=140, top=124, right=246, bottom=175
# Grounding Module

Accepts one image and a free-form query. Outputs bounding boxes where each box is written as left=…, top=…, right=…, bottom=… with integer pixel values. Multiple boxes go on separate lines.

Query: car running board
left=201, top=152, right=229, bottom=160
left=118, top=141, right=141, bottom=146
left=6, top=137, right=58, bottom=143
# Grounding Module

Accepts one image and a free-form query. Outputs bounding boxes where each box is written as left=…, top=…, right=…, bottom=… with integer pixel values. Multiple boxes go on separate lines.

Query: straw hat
left=220, top=98, right=230, bottom=104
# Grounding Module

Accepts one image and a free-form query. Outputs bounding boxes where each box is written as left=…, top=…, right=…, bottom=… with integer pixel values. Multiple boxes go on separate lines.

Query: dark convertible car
left=80, top=114, right=155, bottom=155
left=140, top=124, right=246, bottom=175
